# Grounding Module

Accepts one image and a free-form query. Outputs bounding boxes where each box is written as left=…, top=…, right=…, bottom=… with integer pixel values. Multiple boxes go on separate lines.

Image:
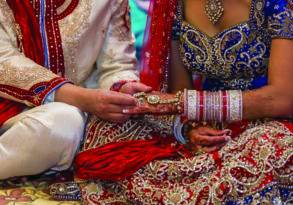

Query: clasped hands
left=118, top=82, right=232, bottom=154
left=67, top=81, right=230, bottom=154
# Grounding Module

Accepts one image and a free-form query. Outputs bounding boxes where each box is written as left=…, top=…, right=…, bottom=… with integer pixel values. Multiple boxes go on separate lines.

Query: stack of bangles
left=174, top=89, right=243, bottom=144
left=184, top=89, right=243, bottom=122
left=132, top=89, right=243, bottom=145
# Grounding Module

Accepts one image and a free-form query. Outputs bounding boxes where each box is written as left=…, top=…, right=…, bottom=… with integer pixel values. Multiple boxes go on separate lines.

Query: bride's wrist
left=133, top=91, right=184, bottom=114
left=182, top=89, right=243, bottom=123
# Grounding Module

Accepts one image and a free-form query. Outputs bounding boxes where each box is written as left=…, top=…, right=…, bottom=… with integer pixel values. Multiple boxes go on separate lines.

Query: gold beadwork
left=204, top=0, right=224, bottom=25
left=133, top=91, right=183, bottom=113
left=134, top=91, right=183, bottom=106
left=147, top=95, right=161, bottom=105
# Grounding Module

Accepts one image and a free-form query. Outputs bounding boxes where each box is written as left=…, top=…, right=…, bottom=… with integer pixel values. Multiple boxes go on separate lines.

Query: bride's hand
left=186, top=126, right=231, bottom=154
left=123, top=91, right=181, bottom=115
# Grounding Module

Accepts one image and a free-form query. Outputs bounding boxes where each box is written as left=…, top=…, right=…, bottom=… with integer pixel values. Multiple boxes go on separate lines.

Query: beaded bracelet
left=184, top=89, right=243, bottom=122
left=134, top=90, right=184, bottom=114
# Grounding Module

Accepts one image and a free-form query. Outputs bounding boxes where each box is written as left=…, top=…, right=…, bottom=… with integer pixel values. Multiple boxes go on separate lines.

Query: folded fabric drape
left=0, top=0, right=45, bottom=127
left=140, top=0, right=178, bottom=91
left=75, top=136, right=191, bottom=181
left=74, top=0, right=183, bottom=181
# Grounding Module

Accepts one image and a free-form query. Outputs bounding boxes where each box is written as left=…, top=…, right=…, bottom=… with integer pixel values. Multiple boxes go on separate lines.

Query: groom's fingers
left=131, top=82, right=152, bottom=93
left=123, top=106, right=149, bottom=114
left=106, top=92, right=137, bottom=106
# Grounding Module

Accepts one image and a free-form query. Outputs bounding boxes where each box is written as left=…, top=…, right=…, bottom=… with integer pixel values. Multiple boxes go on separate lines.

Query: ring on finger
left=194, top=146, right=205, bottom=156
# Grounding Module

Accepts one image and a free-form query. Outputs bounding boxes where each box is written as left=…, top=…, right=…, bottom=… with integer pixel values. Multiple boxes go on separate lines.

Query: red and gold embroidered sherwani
left=0, top=0, right=139, bottom=122
left=0, top=0, right=139, bottom=179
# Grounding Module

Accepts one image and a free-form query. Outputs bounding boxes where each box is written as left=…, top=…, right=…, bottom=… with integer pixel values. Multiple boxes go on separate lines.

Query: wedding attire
left=0, top=0, right=138, bottom=179
left=65, top=0, right=293, bottom=204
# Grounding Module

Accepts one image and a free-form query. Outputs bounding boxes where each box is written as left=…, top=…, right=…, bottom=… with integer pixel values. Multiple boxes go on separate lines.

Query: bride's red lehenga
left=54, top=0, right=293, bottom=204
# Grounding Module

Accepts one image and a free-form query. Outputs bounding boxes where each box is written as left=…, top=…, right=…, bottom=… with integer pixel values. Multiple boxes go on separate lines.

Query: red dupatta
left=140, top=0, right=178, bottom=91
left=0, top=0, right=45, bottom=127
left=75, top=0, right=189, bottom=181
left=74, top=0, right=186, bottom=181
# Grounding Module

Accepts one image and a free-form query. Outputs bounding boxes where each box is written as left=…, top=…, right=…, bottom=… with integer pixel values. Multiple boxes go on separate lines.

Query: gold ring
left=195, top=147, right=205, bottom=156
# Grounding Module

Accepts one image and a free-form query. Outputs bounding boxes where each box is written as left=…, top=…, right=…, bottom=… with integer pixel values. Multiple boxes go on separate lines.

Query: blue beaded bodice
left=173, top=0, right=293, bottom=91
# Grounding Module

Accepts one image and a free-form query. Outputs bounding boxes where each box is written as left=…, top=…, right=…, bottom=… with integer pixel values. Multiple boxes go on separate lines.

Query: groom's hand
left=55, top=84, right=138, bottom=123
left=120, top=82, right=152, bottom=95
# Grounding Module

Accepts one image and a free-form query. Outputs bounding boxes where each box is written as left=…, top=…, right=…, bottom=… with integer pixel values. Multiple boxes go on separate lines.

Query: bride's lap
left=81, top=116, right=292, bottom=203
left=119, top=120, right=292, bottom=203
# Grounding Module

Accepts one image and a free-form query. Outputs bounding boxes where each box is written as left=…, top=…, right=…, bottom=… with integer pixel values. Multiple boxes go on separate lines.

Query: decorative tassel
left=75, top=137, right=191, bottom=181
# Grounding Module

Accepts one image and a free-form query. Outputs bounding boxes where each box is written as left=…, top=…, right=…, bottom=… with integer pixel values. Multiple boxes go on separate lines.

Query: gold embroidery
left=56, top=0, right=74, bottom=15
left=83, top=116, right=154, bottom=151
left=253, top=0, right=265, bottom=26
left=268, top=6, right=293, bottom=38
left=111, top=0, right=133, bottom=42
left=0, top=62, right=57, bottom=89
left=0, top=0, right=22, bottom=50
left=80, top=120, right=292, bottom=204
left=14, top=23, right=23, bottom=52
left=58, top=0, right=91, bottom=83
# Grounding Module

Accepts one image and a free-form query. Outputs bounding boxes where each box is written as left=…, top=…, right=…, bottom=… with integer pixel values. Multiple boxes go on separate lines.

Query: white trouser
left=0, top=102, right=86, bottom=180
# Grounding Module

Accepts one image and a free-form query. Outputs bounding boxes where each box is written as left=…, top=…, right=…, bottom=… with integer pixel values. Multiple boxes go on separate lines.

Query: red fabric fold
left=75, top=0, right=182, bottom=181
left=0, top=0, right=45, bottom=127
left=6, top=0, right=44, bottom=65
left=140, top=0, right=178, bottom=91
left=0, top=99, right=24, bottom=127
left=75, top=137, right=190, bottom=181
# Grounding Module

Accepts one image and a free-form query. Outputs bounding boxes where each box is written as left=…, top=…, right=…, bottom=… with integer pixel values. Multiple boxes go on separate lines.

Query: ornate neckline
left=179, top=0, right=256, bottom=39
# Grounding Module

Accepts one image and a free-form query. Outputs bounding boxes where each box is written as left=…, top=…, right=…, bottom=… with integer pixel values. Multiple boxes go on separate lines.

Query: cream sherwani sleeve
left=96, top=0, right=139, bottom=89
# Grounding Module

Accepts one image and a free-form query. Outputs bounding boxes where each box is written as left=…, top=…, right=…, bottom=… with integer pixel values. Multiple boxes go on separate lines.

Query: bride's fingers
left=197, top=127, right=232, bottom=136
left=202, top=142, right=227, bottom=153
left=190, top=142, right=227, bottom=155
left=189, top=132, right=230, bottom=146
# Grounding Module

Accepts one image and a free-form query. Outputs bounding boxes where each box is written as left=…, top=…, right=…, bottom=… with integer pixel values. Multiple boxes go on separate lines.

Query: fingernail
left=123, top=109, right=129, bottom=114
left=225, top=136, right=231, bottom=141
left=223, top=129, right=232, bottom=135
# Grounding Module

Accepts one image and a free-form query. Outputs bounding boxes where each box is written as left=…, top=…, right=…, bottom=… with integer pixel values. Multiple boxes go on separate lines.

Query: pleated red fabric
left=74, top=0, right=187, bottom=181
left=6, top=0, right=44, bottom=65
left=75, top=137, right=190, bottom=181
left=140, top=0, right=178, bottom=91
left=0, top=0, right=44, bottom=127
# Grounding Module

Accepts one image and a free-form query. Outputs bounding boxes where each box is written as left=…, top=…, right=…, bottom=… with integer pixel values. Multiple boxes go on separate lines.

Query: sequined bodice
left=173, top=0, right=293, bottom=91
